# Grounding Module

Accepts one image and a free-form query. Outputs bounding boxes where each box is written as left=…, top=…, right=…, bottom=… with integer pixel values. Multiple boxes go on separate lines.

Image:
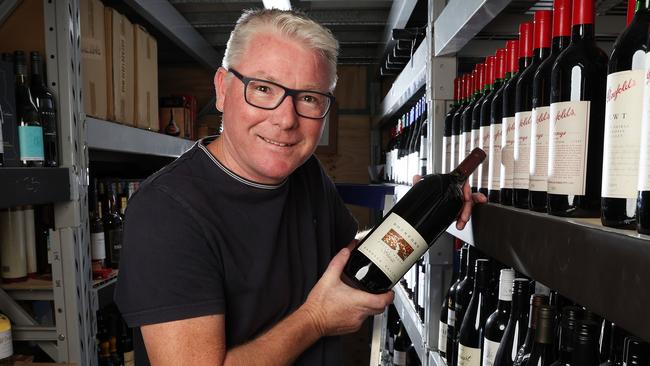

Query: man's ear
left=214, top=67, right=228, bottom=113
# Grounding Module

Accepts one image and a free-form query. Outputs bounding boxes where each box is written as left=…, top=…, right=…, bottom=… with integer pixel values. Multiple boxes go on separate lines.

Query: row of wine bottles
left=441, top=0, right=650, bottom=234
left=439, top=241, right=648, bottom=366
left=96, top=305, right=134, bottom=366
left=384, top=305, right=423, bottom=366
left=89, top=178, right=141, bottom=278
left=1, top=50, right=59, bottom=168
left=384, top=95, right=429, bottom=185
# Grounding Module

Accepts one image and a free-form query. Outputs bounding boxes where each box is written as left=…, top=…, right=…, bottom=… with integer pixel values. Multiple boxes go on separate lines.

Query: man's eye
left=301, top=95, right=318, bottom=104
left=256, top=85, right=270, bottom=93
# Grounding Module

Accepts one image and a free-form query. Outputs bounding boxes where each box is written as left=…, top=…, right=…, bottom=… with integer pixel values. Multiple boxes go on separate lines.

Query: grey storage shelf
left=393, top=284, right=426, bottom=362
left=0, top=168, right=71, bottom=209
left=447, top=203, right=650, bottom=341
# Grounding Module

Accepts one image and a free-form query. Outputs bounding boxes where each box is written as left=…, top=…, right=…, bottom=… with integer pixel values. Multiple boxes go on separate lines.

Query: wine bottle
left=601, top=0, right=650, bottom=228
left=14, top=51, right=44, bottom=167
left=600, top=324, right=631, bottom=366
left=453, top=76, right=469, bottom=171
left=449, top=243, right=472, bottom=366
left=530, top=0, right=573, bottom=212
left=458, top=259, right=492, bottom=366
left=121, top=321, right=135, bottom=366
left=623, top=338, right=648, bottom=366
left=493, top=278, right=530, bottom=366
left=503, top=24, right=533, bottom=206
left=462, top=70, right=479, bottom=165
left=29, top=51, right=58, bottom=168
left=515, top=295, right=550, bottom=366
left=419, top=97, right=429, bottom=176
left=445, top=78, right=462, bottom=173
left=473, top=63, right=488, bottom=193
left=570, top=322, right=600, bottom=366
left=454, top=253, right=480, bottom=366
left=341, top=149, right=485, bottom=294
left=490, top=48, right=509, bottom=203
left=92, top=198, right=107, bottom=273
left=483, top=269, right=516, bottom=366
left=440, top=244, right=462, bottom=360
left=480, top=55, right=498, bottom=196
left=547, top=0, right=608, bottom=217
left=393, top=323, right=411, bottom=366
left=550, top=307, right=581, bottom=366
left=417, top=257, right=426, bottom=320
left=408, top=345, right=422, bottom=366
left=514, top=12, right=552, bottom=208
left=387, top=306, right=401, bottom=359
left=517, top=306, right=556, bottom=366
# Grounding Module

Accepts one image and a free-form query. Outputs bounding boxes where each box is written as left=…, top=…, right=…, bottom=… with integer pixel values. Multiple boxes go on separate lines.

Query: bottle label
left=451, top=135, right=457, bottom=171
left=91, top=233, right=106, bottom=261
left=470, top=129, right=479, bottom=187
left=602, top=69, right=644, bottom=198
left=480, top=125, right=490, bottom=189
left=394, top=350, right=407, bottom=365
left=514, top=111, right=533, bottom=189
left=357, top=213, right=428, bottom=285
left=481, top=338, right=500, bottom=366
left=444, top=136, right=452, bottom=174
left=464, top=130, right=471, bottom=159
left=500, top=117, right=516, bottom=189
left=0, top=328, right=12, bottom=359
left=18, top=125, right=45, bottom=160
left=458, top=343, right=481, bottom=366
left=639, top=53, right=650, bottom=191
left=447, top=309, right=456, bottom=327
left=439, top=321, right=448, bottom=353
left=488, top=124, right=502, bottom=191
left=124, top=351, right=135, bottom=366
left=420, top=136, right=428, bottom=172
left=548, top=101, right=591, bottom=195
left=530, top=106, right=551, bottom=192
left=108, top=227, right=123, bottom=265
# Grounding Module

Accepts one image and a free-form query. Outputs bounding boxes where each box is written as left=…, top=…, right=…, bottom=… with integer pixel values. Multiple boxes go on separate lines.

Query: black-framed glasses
left=228, top=68, right=335, bottom=120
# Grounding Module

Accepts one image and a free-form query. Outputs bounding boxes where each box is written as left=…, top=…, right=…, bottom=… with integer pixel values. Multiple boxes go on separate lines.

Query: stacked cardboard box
left=81, top=0, right=108, bottom=120
left=134, top=25, right=159, bottom=131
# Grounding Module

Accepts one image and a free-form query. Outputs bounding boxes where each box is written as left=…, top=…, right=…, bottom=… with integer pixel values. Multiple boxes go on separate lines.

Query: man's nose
left=271, top=95, right=300, bottom=129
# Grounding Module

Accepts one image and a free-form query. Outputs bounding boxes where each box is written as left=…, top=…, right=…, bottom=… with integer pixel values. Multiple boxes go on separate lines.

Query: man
left=115, top=8, right=483, bottom=366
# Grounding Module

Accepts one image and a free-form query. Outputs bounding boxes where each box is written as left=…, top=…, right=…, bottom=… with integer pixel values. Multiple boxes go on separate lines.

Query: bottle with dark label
left=483, top=269, right=515, bottom=366
left=547, top=0, right=608, bottom=217
left=514, top=12, right=552, bottom=208
left=517, top=306, right=556, bottom=366
left=550, top=307, right=580, bottom=366
left=454, top=252, right=479, bottom=366
left=448, top=243, right=471, bottom=366
left=488, top=48, right=508, bottom=203
left=493, top=278, right=530, bottom=366
left=91, top=199, right=106, bottom=273
left=29, top=51, right=58, bottom=167
left=14, top=51, right=44, bottom=167
left=570, top=322, right=600, bottom=366
left=601, top=0, right=650, bottom=228
left=440, top=244, right=462, bottom=360
left=341, top=149, right=485, bottom=294
left=472, top=63, right=488, bottom=193
left=479, top=55, right=497, bottom=196
left=393, top=323, right=410, bottom=366
left=445, top=78, right=462, bottom=173
left=530, top=0, right=573, bottom=212
left=514, top=295, right=551, bottom=366
left=107, top=190, right=123, bottom=269
left=458, top=259, right=492, bottom=366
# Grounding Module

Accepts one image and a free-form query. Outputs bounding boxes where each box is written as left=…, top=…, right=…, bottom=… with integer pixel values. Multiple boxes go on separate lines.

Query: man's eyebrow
left=251, top=71, right=324, bottom=91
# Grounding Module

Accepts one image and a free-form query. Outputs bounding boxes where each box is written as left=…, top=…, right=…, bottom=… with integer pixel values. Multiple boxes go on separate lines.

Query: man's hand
left=301, top=247, right=394, bottom=336
left=412, top=175, right=487, bottom=230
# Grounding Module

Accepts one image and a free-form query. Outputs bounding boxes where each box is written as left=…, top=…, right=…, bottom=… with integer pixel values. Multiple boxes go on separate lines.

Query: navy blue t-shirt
left=114, top=137, right=358, bottom=365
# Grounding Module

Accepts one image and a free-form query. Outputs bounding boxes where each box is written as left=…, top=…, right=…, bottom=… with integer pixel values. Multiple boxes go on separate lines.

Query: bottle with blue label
left=14, top=50, right=44, bottom=167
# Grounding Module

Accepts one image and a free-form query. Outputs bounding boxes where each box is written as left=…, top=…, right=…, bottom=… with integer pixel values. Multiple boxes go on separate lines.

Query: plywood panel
left=334, top=65, right=367, bottom=111
left=0, top=0, right=45, bottom=57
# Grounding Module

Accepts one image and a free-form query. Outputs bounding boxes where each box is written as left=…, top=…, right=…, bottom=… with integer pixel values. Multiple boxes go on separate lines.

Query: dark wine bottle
left=529, top=0, right=573, bottom=212
left=480, top=55, right=498, bottom=196
left=393, top=323, right=411, bottom=366
left=600, top=324, right=631, bottom=366
left=570, top=322, right=600, bottom=366
left=342, top=149, right=486, bottom=294
left=91, top=199, right=107, bottom=273
left=445, top=78, right=462, bottom=173
left=515, top=295, right=550, bottom=366
left=517, top=306, right=556, bottom=366
left=419, top=97, right=429, bottom=176
left=440, top=243, right=462, bottom=360
left=489, top=48, right=509, bottom=203
left=453, top=250, right=481, bottom=366
left=14, top=50, right=44, bottom=167
left=623, top=338, right=648, bottom=366
left=493, top=278, right=530, bottom=366
left=472, top=63, right=488, bottom=193
left=514, top=12, right=552, bottom=208
left=458, top=259, right=492, bottom=366
left=449, top=243, right=471, bottom=366
left=453, top=75, right=469, bottom=170
left=547, top=0, right=608, bottom=217
left=462, top=69, right=479, bottom=166
left=104, top=189, right=123, bottom=269
left=483, top=269, right=516, bottom=366
left=29, top=51, right=58, bottom=168
left=503, top=23, right=533, bottom=205
left=550, top=307, right=581, bottom=366
left=601, top=0, right=650, bottom=228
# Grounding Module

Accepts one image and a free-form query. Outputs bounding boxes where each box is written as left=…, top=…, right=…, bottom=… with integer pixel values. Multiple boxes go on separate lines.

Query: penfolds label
left=357, top=213, right=427, bottom=285
left=514, top=111, right=533, bottom=189
left=500, top=117, right=516, bottom=189
left=530, top=107, right=551, bottom=192
left=458, top=343, right=481, bottom=366
left=639, top=53, right=650, bottom=191
left=488, top=124, right=502, bottom=191
left=602, top=70, right=644, bottom=198
left=480, top=125, right=490, bottom=189
left=548, top=101, right=591, bottom=195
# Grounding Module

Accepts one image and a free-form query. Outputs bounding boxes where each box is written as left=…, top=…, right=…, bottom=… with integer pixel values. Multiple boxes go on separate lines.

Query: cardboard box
left=134, top=25, right=159, bottom=131
left=105, top=7, right=135, bottom=125
left=80, top=0, right=108, bottom=120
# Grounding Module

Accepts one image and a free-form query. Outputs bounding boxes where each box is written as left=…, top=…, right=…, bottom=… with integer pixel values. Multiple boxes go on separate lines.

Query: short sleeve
left=114, top=185, right=225, bottom=327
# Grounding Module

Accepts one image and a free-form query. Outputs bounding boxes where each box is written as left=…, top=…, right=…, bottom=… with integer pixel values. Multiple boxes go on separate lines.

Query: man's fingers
left=473, top=192, right=488, bottom=203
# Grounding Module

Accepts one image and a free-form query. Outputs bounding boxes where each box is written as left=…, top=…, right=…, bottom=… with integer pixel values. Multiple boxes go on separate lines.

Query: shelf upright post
left=43, top=0, right=95, bottom=364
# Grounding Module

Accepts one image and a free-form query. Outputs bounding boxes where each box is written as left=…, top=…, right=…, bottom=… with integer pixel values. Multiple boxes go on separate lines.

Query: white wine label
left=482, top=338, right=500, bottom=366
left=357, top=213, right=427, bottom=285
left=500, top=117, right=516, bottom=189
left=488, top=124, right=503, bottom=191
left=464, top=130, right=472, bottom=158
left=602, top=69, right=644, bottom=198
left=444, top=136, right=452, bottom=174
left=91, top=233, right=106, bottom=260
left=448, top=309, right=456, bottom=327
left=514, top=111, right=533, bottom=189
left=394, top=350, right=407, bottom=365
left=470, top=129, right=479, bottom=187
left=458, top=343, right=481, bottom=366
left=451, top=134, right=458, bottom=171
left=439, top=322, right=448, bottom=353
left=639, top=53, right=650, bottom=191
left=480, top=125, right=490, bottom=189
left=530, top=106, right=551, bottom=192
left=548, top=101, right=591, bottom=195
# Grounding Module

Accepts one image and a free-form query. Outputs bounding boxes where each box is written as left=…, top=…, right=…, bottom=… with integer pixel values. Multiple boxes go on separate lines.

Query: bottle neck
left=571, top=23, right=596, bottom=42
left=509, top=291, right=527, bottom=320
left=31, top=60, right=44, bottom=86
left=519, top=56, right=532, bottom=71
left=534, top=316, right=554, bottom=344
left=551, top=36, right=571, bottom=55
left=533, top=47, right=550, bottom=63
left=572, top=339, right=599, bottom=366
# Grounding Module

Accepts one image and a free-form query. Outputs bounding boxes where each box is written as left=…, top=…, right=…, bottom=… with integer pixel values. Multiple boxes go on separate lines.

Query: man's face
left=214, top=32, right=331, bottom=184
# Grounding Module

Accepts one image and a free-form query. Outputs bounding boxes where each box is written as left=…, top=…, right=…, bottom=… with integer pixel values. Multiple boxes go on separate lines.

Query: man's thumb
left=324, top=247, right=351, bottom=278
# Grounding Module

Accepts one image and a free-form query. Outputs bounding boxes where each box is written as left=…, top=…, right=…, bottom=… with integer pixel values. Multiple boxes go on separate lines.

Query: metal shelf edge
left=0, top=167, right=71, bottom=209
left=393, top=285, right=426, bottom=362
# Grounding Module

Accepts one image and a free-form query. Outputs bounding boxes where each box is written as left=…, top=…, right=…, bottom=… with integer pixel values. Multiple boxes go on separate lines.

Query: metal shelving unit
left=0, top=168, right=71, bottom=209
left=394, top=285, right=426, bottom=361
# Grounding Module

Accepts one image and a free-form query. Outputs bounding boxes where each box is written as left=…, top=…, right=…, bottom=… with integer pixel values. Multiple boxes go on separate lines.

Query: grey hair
left=222, top=8, right=339, bottom=91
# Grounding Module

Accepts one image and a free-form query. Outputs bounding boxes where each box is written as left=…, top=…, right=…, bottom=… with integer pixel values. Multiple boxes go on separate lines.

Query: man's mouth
left=260, top=136, right=295, bottom=147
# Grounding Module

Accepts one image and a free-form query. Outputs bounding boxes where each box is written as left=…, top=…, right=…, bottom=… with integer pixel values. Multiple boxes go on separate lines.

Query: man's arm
left=141, top=245, right=394, bottom=366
